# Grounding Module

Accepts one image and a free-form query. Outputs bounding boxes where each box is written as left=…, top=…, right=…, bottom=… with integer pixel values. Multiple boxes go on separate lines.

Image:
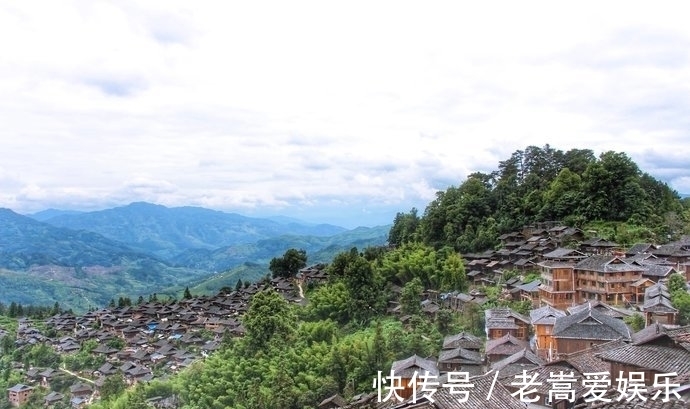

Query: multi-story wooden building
left=537, top=261, right=576, bottom=309
left=574, top=255, right=646, bottom=304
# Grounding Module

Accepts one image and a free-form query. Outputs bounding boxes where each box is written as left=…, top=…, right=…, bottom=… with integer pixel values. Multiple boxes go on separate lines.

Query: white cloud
left=0, top=1, right=689, bottom=226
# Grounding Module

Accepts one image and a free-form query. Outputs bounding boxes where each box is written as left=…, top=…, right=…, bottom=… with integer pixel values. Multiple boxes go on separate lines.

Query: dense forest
left=1, top=146, right=689, bottom=409
left=389, top=146, right=688, bottom=252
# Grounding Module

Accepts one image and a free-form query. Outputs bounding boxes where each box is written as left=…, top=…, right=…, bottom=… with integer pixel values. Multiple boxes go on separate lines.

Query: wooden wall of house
left=438, top=361, right=457, bottom=372
left=487, top=353, right=511, bottom=363
left=609, top=362, right=657, bottom=385
left=534, top=324, right=555, bottom=354
left=438, top=362, right=484, bottom=376
left=555, top=338, right=610, bottom=355
left=645, top=312, right=676, bottom=326
left=395, top=377, right=414, bottom=400
left=517, top=323, right=529, bottom=340
left=488, top=327, right=529, bottom=340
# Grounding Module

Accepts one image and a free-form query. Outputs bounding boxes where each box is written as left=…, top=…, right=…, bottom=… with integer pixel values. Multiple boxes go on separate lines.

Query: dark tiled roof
left=653, top=241, right=690, bottom=257
left=500, top=364, right=588, bottom=400
left=319, top=394, right=347, bottom=408
left=530, top=305, right=567, bottom=325
left=631, top=323, right=686, bottom=346
left=553, top=307, right=632, bottom=341
left=575, top=255, right=645, bottom=273
left=485, top=308, right=530, bottom=324
left=487, top=318, right=519, bottom=330
left=442, top=332, right=483, bottom=350
left=581, top=237, right=619, bottom=247
left=490, top=348, right=544, bottom=376
left=515, top=280, right=540, bottom=292
left=642, top=265, right=677, bottom=278
left=544, top=248, right=588, bottom=259
left=7, top=384, right=33, bottom=392
left=485, top=334, right=530, bottom=355
left=567, top=301, right=634, bottom=319
left=596, top=344, right=690, bottom=375
left=574, top=394, right=687, bottom=408
left=625, top=243, right=655, bottom=255
left=391, top=355, right=439, bottom=378
left=438, top=347, right=483, bottom=364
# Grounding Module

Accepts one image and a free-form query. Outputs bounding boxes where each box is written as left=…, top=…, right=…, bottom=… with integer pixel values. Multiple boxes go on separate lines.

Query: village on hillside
left=323, top=223, right=690, bottom=409
left=3, top=222, right=690, bottom=408
left=3, top=275, right=308, bottom=408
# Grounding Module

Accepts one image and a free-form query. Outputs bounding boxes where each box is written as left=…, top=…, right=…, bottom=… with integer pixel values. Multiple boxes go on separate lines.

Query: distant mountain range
left=0, top=202, right=389, bottom=310
left=37, top=202, right=347, bottom=260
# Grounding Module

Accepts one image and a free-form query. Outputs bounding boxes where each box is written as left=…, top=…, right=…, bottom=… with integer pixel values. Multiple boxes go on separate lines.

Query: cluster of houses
left=4, top=274, right=312, bottom=408
left=461, top=223, right=690, bottom=306
left=322, top=299, right=690, bottom=409
left=316, top=229, right=690, bottom=409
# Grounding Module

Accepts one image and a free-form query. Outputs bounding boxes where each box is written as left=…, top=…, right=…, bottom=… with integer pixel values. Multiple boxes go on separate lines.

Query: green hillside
left=390, top=146, right=689, bottom=252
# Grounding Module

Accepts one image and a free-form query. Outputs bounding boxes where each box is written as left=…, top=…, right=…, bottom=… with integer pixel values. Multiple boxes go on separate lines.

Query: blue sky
left=0, top=1, right=689, bottom=228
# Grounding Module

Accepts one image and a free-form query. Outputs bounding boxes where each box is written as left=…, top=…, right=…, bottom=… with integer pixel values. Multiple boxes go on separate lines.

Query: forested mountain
left=0, top=208, right=159, bottom=269
left=0, top=208, right=210, bottom=310
left=40, top=202, right=347, bottom=260
left=390, top=146, right=688, bottom=252
left=0, top=206, right=388, bottom=310
left=171, top=225, right=390, bottom=271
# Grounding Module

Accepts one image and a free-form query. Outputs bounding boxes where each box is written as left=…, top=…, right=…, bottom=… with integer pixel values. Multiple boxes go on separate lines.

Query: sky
left=0, top=1, right=689, bottom=228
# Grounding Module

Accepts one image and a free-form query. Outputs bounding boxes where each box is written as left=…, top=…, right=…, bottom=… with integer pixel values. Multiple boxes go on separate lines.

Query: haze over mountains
left=0, top=202, right=389, bottom=310
left=33, top=202, right=348, bottom=260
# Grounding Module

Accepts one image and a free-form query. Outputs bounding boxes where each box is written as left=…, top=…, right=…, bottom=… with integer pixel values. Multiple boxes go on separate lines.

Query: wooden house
left=542, top=247, right=588, bottom=262
left=552, top=306, right=632, bottom=356
left=69, top=382, right=93, bottom=400
left=44, top=391, right=64, bottom=407
left=441, top=332, right=482, bottom=352
left=537, top=260, right=576, bottom=309
left=485, top=333, right=530, bottom=363
left=642, top=282, right=678, bottom=326
left=548, top=226, right=585, bottom=247
left=515, top=280, right=541, bottom=307
left=484, top=307, right=530, bottom=341
left=651, top=241, right=690, bottom=264
left=580, top=237, right=620, bottom=255
left=574, top=255, right=646, bottom=305
left=530, top=305, right=566, bottom=361
left=437, top=347, right=484, bottom=375
left=389, top=355, right=439, bottom=400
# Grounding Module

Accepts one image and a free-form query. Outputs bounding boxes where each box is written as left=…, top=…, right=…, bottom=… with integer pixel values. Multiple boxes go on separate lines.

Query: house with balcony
left=574, top=255, right=646, bottom=305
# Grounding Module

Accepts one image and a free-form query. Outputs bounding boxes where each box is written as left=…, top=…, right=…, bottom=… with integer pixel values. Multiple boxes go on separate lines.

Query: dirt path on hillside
left=59, top=366, right=96, bottom=384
